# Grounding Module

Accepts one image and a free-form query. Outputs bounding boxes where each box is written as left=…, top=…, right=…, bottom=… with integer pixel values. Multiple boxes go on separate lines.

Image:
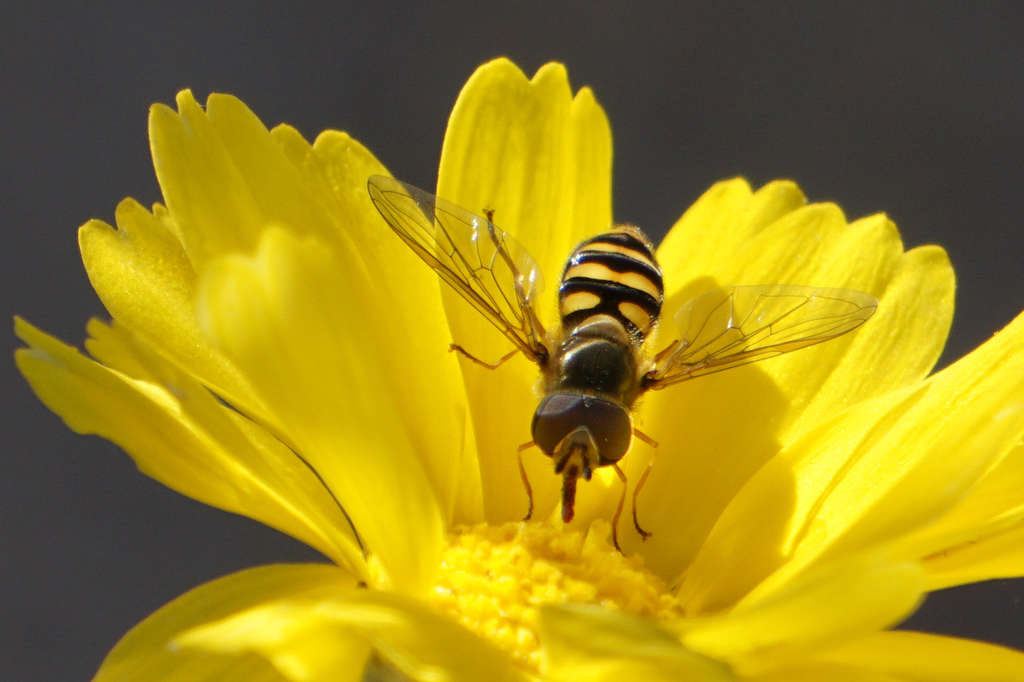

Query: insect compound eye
left=532, top=394, right=633, bottom=463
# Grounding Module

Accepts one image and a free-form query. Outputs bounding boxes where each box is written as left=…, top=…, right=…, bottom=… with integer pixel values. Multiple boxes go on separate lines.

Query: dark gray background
left=3, top=2, right=1023, bottom=681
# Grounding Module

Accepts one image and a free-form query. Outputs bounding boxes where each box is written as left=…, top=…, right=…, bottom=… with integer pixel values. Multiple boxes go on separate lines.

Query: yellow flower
left=16, top=57, right=1024, bottom=681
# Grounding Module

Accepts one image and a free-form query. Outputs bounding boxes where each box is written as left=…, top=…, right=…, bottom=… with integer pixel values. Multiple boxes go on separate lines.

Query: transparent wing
left=646, top=285, right=878, bottom=389
left=367, top=175, right=547, bottom=360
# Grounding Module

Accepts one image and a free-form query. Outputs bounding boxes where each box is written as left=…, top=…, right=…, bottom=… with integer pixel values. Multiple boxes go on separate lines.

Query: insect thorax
left=558, top=227, right=664, bottom=342
left=552, top=319, right=638, bottom=402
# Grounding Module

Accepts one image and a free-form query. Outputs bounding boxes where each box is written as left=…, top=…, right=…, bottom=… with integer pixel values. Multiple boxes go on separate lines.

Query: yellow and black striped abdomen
left=559, top=228, right=664, bottom=340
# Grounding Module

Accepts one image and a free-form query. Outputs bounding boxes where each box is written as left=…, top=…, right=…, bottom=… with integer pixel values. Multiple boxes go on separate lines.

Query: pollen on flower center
left=426, top=520, right=683, bottom=671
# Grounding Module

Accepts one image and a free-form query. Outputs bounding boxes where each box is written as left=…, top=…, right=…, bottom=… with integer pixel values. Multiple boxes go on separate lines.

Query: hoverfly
left=367, top=175, right=877, bottom=550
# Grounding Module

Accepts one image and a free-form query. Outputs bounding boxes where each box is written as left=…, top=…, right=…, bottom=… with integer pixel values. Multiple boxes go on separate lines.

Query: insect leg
left=631, top=428, right=658, bottom=540
left=449, top=344, right=520, bottom=370
left=633, top=427, right=659, bottom=448
left=516, top=440, right=536, bottom=521
left=611, top=463, right=628, bottom=553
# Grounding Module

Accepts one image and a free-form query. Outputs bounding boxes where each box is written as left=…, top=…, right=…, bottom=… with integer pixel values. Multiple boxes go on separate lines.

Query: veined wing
left=367, top=175, right=547, bottom=361
left=645, top=285, right=877, bottom=389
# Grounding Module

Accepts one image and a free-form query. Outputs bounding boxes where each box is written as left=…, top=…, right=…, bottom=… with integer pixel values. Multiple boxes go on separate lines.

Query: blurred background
left=3, top=2, right=1023, bottom=680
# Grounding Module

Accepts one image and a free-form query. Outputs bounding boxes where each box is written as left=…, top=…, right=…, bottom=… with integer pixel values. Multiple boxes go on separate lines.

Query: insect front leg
left=631, top=428, right=659, bottom=541
left=449, top=344, right=519, bottom=370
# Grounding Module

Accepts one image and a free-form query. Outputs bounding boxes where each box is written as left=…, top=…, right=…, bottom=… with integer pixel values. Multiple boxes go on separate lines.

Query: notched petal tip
left=175, top=88, right=203, bottom=112
left=14, top=315, right=72, bottom=358
left=462, top=57, right=576, bottom=103
left=149, top=89, right=204, bottom=138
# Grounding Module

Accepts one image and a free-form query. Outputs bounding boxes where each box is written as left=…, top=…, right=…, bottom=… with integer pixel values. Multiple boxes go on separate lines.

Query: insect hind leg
left=517, top=440, right=536, bottom=521
left=631, top=428, right=658, bottom=541
left=610, top=463, right=628, bottom=553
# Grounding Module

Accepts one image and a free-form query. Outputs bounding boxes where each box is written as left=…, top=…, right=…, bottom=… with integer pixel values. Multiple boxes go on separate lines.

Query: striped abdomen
left=558, top=227, right=664, bottom=341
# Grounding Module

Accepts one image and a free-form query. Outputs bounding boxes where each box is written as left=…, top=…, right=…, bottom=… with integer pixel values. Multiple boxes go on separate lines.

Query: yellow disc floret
left=427, top=520, right=683, bottom=671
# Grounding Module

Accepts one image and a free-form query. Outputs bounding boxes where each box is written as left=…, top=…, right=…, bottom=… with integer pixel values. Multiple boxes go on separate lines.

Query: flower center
left=426, top=520, right=682, bottom=671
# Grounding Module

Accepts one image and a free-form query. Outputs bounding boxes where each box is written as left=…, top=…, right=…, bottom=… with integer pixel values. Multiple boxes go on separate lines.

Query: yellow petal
left=678, top=207, right=950, bottom=445
left=452, top=413, right=486, bottom=524
left=631, top=199, right=952, bottom=573
left=15, top=318, right=366, bottom=576
left=747, top=663, right=899, bottom=681
left=149, top=91, right=267, bottom=267
left=673, top=385, right=911, bottom=612
left=920, top=521, right=1024, bottom=590
left=91, top=563, right=357, bottom=682
left=783, top=244, right=954, bottom=441
left=264, top=122, right=471, bottom=526
left=199, top=96, right=342, bottom=247
left=671, top=552, right=924, bottom=677
left=721, top=202, right=850, bottom=285
left=438, top=59, right=612, bottom=287
left=892, top=442, right=1024, bottom=587
left=748, top=309, right=1024, bottom=598
left=678, top=205, right=885, bottom=435
left=740, top=223, right=925, bottom=443
left=436, top=58, right=613, bottom=523
left=539, top=605, right=734, bottom=682
left=810, top=630, right=1024, bottom=681
left=905, top=443, right=1024, bottom=555
left=304, top=128, right=472, bottom=525
left=150, top=91, right=345, bottom=269
left=91, top=95, right=471, bottom=535
left=776, top=395, right=1024, bottom=585
left=179, top=603, right=370, bottom=682
left=678, top=310, right=1024, bottom=611
left=79, top=198, right=270, bottom=423
left=657, top=178, right=806, bottom=304
left=196, top=228, right=444, bottom=594
left=181, top=589, right=528, bottom=682
left=622, top=360, right=794, bottom=572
